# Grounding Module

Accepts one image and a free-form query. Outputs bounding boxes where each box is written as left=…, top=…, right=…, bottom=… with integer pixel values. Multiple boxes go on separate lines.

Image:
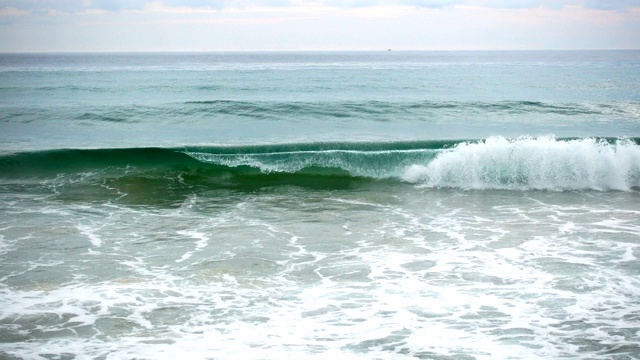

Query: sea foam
left=403, top=136, right=640, bottom=190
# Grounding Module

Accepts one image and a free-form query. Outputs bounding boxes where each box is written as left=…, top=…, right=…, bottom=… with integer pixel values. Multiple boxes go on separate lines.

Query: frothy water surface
left=1, top=185, right=640, bottom=359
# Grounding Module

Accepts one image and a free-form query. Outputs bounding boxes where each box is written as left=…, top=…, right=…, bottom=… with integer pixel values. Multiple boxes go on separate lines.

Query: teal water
left=1, top=51, right=640, bottom=359
left=2, top=51, right=639, bottom=149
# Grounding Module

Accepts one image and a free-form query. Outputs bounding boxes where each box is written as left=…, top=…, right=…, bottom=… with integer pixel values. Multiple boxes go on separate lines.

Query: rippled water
left=2, top=185, right=640, bottom=358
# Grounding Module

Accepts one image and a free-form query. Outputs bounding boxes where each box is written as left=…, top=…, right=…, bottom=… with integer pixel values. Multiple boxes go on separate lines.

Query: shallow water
left=2, top=185, right=640, bottom=359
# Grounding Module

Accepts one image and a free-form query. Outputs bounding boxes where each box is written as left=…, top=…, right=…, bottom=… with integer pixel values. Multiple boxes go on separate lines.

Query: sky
left=0, top=0, right=639, bottom=52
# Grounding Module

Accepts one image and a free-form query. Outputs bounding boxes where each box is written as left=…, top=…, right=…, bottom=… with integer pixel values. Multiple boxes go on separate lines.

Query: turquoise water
left=1, top=51, right=640, bottom=359
left=2, top=51, right=639, bottom=149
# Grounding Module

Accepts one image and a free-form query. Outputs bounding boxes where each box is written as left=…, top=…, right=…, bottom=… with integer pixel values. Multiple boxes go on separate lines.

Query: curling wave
left=1, top=137, right=638, bottom=191
left=402, top=137, right=640, bottom=191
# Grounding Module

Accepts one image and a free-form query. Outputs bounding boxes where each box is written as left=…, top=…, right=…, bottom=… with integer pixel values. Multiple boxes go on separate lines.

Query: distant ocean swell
left=184, top=100, right=639, bottom=118
left=1, top=137, right=639, bottom=191
left=2, top=100, right=639, bottom=124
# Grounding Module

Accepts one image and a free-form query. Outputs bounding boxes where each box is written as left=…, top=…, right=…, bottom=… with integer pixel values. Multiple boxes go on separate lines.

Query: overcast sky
left=0, top=0, right=639, bottom=52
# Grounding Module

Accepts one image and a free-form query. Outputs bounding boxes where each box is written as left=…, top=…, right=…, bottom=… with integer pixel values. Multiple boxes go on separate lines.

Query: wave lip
left=185, top=147, right=437, bottom=179
left=402, top=136, right=640, bottom=191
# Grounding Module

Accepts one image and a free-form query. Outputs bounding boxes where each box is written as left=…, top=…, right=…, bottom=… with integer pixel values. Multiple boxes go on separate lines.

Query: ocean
left=0, top=51, right=639, bottom=359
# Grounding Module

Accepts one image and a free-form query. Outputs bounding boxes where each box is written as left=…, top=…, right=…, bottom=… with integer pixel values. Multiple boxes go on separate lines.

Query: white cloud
left=0, top=0, right=638, bottom=51
left=0, top=7, right=29, bottom=16
left=1, top=0, right=640, bottom=14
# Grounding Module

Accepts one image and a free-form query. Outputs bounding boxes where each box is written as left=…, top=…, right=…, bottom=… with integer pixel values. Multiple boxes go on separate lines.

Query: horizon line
left=2, top=48, right=640, bottom=55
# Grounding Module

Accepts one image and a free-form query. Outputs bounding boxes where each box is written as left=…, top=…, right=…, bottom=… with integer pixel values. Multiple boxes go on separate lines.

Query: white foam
left=559, top=221, right=577, bottom=234
left=2, top=178, right=639, bottom=360
left=175, top=229, right=209, bottom=263
left=403, top=136, right=640, bottom=190
left=76, top=224, right=102, bottom=247
left=621, top=245, right=637, bottom=261
left=0, top=232, right=8, bottom=256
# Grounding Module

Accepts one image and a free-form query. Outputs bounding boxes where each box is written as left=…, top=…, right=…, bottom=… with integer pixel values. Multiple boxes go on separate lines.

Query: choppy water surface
left=2, top=183, right=640, bottom=359
left=1, top=51, right=640, bottom=359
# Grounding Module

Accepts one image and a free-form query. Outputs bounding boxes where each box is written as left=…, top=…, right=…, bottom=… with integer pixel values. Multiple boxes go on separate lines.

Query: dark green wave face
left=0, top=142, right=442, bottom=205
left=0, top=140, right=449, bottom=179
left=1, top=137, right=639, bottom=203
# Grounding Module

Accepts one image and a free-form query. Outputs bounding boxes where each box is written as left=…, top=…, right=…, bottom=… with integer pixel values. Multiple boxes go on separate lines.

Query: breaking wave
left=1, top=137, right=638, bottom=191
left=403, top=137, right=640, bottom=191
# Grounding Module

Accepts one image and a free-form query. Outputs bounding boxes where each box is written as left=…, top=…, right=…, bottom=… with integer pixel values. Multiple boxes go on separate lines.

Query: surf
left=403, top=136, right=640, bottom=191
left=1, top=137, right=638, bottom=191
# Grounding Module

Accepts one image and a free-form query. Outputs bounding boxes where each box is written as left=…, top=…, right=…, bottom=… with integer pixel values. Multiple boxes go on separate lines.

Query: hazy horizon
left=2, top=49, right=640, bottom=54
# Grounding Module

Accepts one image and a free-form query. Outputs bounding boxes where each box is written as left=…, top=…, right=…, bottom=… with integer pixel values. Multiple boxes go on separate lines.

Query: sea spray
left=402, top=136, right=640, bottom=190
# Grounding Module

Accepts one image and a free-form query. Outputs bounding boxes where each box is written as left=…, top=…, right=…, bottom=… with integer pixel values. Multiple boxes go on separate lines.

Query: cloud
left=578, top=0, right=640, bottom=10
left=0, top=0, right=152, bottom=13
left=1, top=0, right=639, bottom=14
left=477, top=0, right=640, bottom=11
left=322, top=0, right=464, bottom=8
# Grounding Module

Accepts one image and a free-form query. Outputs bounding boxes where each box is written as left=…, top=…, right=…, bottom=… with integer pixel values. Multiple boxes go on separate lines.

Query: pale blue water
left=1, top=51, right=640, bottom=359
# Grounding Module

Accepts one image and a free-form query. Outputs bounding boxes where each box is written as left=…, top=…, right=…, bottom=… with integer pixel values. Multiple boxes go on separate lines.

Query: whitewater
left=1, top=51, right=640, bottom=359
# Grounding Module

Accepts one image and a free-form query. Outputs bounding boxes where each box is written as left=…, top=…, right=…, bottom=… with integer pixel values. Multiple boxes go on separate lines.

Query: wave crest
left=402, top=137, right=640, bottom=190
left=185, top=148, right=435, bottom=179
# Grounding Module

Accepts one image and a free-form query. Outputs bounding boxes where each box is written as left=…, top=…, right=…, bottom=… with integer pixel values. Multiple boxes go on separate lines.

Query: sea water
left=1, top=51, right=640, bottom=359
